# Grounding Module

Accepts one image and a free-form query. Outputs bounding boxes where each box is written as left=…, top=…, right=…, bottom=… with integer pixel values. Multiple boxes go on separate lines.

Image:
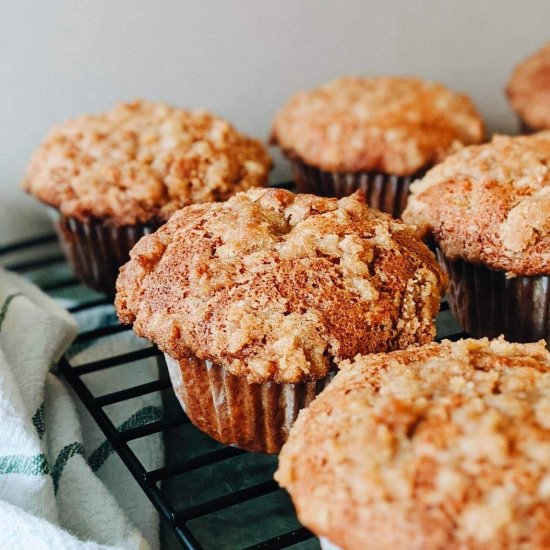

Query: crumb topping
left=507, top=43, right=550, bottom=130
left=271, top=76, right=484, bottom=175
left=403, top=133, right=550, bottom=275
left=23, top=100, right=271, bottom=225
left=277, top=337, right=550, bottom=550
left=115, top=188, right=446, bottom=383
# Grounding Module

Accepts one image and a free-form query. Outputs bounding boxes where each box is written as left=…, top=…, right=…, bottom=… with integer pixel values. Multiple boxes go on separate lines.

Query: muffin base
left=439, top=250, right=550, bottom=343
left=50, top=210, right=158, bottom=298
left=290, top=158, right=423, bottom=218
left=164, top=354, right=335, bottom=454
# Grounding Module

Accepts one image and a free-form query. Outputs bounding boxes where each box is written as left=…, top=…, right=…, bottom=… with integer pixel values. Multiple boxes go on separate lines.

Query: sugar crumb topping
left=403, top=133, right=550, bottom=275
left=115, top=188, right=446, bottom=383
left=23, top=100, right=271, bottom=225
left=277, top=337, right=550, bottom=550
left=271, top=76, right=484, bottom=175
left=507, top=43, right=550, bottom=130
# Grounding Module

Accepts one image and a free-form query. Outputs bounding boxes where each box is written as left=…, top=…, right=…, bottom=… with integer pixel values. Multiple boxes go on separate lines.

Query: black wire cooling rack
left=0, top=189, right=466, bottom=550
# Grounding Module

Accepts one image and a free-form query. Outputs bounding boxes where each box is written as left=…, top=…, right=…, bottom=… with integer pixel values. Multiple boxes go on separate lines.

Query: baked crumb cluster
left=507, top=43, right=550, bottom=130
left=404, top=133, right=550, bottom=275
left=271, top=76, right=484, bottom=175
left=23, top=100, right=271, bottom=225
left=277, top=338, right=550, bottom=550
left=115, top=188, right=446, bottom=383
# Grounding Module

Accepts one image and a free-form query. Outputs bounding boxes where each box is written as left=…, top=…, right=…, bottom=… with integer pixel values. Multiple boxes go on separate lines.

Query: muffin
left=403, top=133, right=550, bottom=344
left=23, top=100, right=271, bottom=297
left=115, top=188, right=446, bottom=453
left=270, top=76, right=484, bottom=217
left=507, top=43, right=550, bottom=133
left=277, top=337, right=550, bottom=550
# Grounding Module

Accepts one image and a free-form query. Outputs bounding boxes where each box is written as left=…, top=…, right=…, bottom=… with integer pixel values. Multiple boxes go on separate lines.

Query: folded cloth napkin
left=0, top=268, right=162, bottom=549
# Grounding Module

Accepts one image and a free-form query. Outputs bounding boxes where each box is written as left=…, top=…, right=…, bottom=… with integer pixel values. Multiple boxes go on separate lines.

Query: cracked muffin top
left=271, top=76, right=484, bottom=175
left=403, top=133, right=550, bottom=275
left=276, top=337, right=550, bottom=550
left=115, top=188, right=446, bottom=383
left=23, top=100, right=271, bottom=226
left=507, top=43, right=550, bottom=131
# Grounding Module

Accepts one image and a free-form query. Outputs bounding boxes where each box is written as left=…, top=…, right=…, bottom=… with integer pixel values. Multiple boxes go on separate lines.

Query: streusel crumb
left=23, top=100, right=271, bottom=225
left=403, top=133, right=550, bottom=275
left=115, top=188, right=446, bottom=383
left=277, top=337, right=550, bottom=550
left=271, top=76, right=484, bottom=175
left=507, top=43, right=550, bottom=130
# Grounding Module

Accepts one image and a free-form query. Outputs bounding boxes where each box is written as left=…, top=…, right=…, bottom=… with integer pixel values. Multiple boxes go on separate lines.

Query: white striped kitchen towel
left=0, top=268, right=162, bottom=549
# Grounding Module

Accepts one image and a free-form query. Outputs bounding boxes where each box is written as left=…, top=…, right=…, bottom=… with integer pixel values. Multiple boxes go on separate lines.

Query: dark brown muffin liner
left=289, top=158, right=424, bottom=218
left=48, top=209, right=158, bottom=298
left=164, top=354, right=335, bottom=454
left=519, top=120, right=540, bottom=135
left=438, top=250, right=550, bottom=343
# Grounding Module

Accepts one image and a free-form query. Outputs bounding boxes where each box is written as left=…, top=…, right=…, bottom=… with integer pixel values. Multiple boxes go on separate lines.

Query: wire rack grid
left=0, top=187, right=466, bottom=550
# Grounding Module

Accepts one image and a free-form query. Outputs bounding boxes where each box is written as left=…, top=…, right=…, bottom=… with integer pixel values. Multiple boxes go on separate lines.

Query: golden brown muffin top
left=507, top=43, right=550, bottom=131
left=403, top=133, right=550, bottom=275
left=277, top=337, right=550, bottom=550
left=23, top=100, right=271, bottom=226
left=271, top=76, right=484, bottom=176
left=115, top=188, right=446, bottom=383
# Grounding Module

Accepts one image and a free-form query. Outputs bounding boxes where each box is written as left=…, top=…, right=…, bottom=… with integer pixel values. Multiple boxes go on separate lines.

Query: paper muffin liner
left=289, top=158, right=423, bottom=218
left=438, top=250, right=550, bottom=343
left=164, top=354, right=335, bottom=454
left=519, top=120, right=539, bottom=135
left=48, top=208, right=158, bottom=298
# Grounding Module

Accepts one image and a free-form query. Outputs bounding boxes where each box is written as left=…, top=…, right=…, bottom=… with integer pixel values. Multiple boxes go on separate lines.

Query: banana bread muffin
left=403, top=133, right=550, bottom=343
left=23, top=100, right=271, bottom=296
left=271, top=76, right=484, bottom=217
left=507, top=43, right=550, bottom=133
left=116, top=188, right=446, bottom=453
left=277, top=337, right=550, bottom=550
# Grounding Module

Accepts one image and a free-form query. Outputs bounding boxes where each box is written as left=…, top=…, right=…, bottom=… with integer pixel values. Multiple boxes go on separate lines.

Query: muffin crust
left=277, top=337, right=550, bottom=550
left=116, top=188, right=446, bottom=383
left=23, top=100, right=271, bottom=225
left=403, top=133, right=550, bottom=275
left=507, top=43, right=550, bottom=131
left=271, top=76, right=484, bottom=175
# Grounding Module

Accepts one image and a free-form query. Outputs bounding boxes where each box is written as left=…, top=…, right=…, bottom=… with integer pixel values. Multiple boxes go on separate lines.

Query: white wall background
left=1, top=0, right=549, bottom=243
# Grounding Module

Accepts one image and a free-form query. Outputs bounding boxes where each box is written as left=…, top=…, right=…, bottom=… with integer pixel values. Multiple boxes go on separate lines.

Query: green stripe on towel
left=0, top=453, right=49, bottom=476
left=32, top=404, right=46, bottom=439
left=88, top=405, right=162, bottom=472
left=51, top=442, right=85, bottom=493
